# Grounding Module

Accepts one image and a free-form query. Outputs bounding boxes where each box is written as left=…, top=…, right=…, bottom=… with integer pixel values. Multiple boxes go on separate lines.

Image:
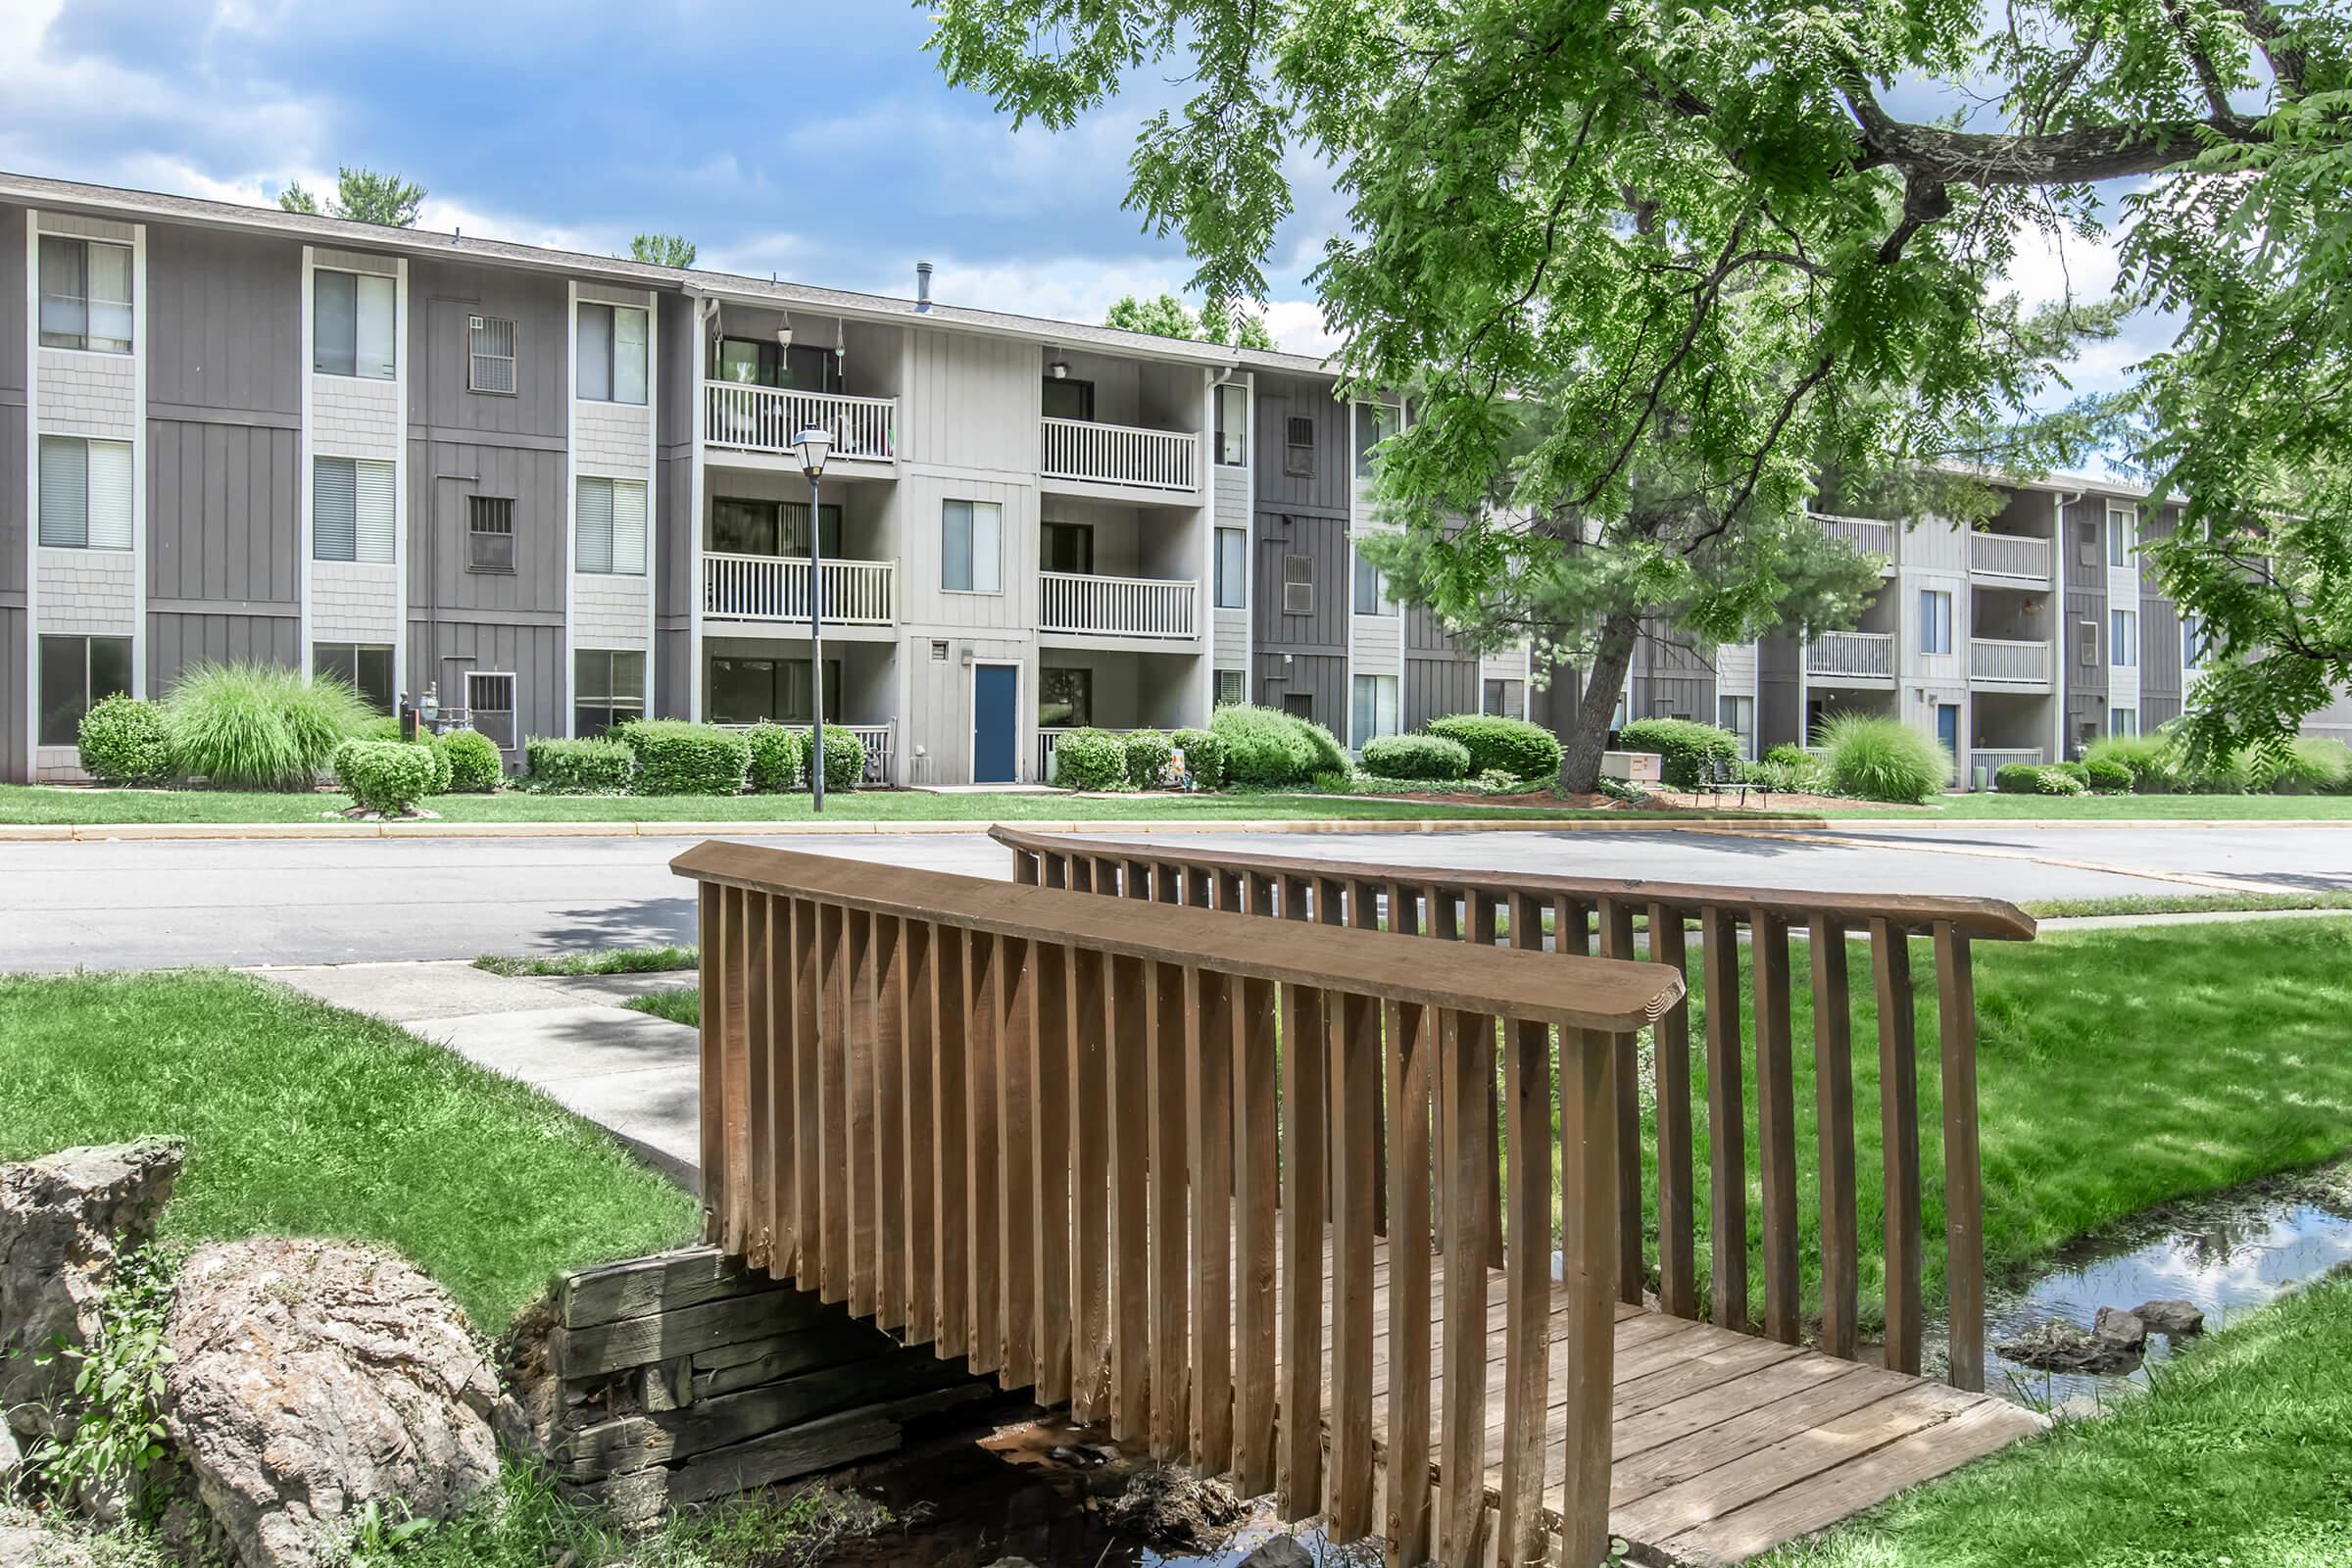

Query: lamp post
left=792, top=425, right=834, bottom=811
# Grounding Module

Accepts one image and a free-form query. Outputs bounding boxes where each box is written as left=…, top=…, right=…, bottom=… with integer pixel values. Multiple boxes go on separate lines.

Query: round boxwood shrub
left=745, top=723, right=808, bottom=793
left=1169, top=728, right=1226, bottom=789
left=416, top=735, right=454, bottom=796
left=76, top=694, right=174, bottom=786
left=438, top=728, right=503, bottom=793
left=617, top=719, right=750, bottom=797
left=1051, top=727, right=1129, bottom=790
left=525, top=736, right=637, bottom=794
left=1123, top=729, right=1175, bottom=789
left=1995, top=762, right=2083, bottom=796
left=332, top=738, right=439, bottom=816
left=1614, top=717, right=1739, bottom=791
left=1210, top=705, right=1319, bottom=787
left=1361, top=733, right=1473, bottom=782
left=165, top=662, right=373, bottom=789
left=2082, top=755, right=2135, bottom=794
left=1424, top=713, right=1563, bottom=783
left=1816, top=713, right=1950, bottom=804
left=816, top=727, right=867, bottom=792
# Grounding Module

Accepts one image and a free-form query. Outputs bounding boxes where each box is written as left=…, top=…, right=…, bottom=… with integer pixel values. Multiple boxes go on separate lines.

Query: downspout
left=2051, top=488, right=2081, bottom=763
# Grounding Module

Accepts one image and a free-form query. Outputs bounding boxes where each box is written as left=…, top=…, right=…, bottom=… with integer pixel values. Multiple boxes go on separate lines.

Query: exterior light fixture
left=794, top=426, right=834, bottom=811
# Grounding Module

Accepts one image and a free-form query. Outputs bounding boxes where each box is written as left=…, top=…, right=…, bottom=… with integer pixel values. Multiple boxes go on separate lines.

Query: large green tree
left=278, top=167, right=426, bottom=227
left=630, top=232, right=698, bottom=269
left=930, top=0, right=2349, bottom=779
left=1104, top=289, right=1276, bottom=349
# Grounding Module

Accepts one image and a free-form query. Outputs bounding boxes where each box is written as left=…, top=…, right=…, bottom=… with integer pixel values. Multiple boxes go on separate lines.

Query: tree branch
left=1840, top=77, right=2263, bottom=184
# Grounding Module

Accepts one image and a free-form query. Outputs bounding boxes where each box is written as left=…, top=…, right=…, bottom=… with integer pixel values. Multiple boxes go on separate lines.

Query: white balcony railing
left=1037, top=571, right=1198, bottom=639
left=702, top=554, right=898, bottom=625
left=1040, top=416, right=1200, bottom=492
left=1811, top=513, right=1896, bottom=563
left=1971, top=636, right=2052, bottom=685
left=1805, top=630, right=1895, bottom=679
left=716, top=721, right=895, bottom=784
left=1038, top=725, right=1134, bottom=784
left=1971, top=747, right=2044, bottom=776
left=1971, top=532, right=2052, bottom=580
left=705, top=383, right=898, bottom=463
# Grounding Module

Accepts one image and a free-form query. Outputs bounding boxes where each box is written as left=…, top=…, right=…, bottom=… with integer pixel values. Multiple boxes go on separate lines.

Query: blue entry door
left=973, top=664, right=1019, bottom=783
left=1936, top=703, right=1960, bottom=758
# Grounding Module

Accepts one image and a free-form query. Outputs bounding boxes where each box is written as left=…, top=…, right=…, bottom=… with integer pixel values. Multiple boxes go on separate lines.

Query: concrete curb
left=1816, top=816, right=2352, bottom=831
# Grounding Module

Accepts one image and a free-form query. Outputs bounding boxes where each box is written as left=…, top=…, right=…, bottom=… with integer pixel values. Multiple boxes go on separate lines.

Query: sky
left=0, top=0, right=2161, bottom=399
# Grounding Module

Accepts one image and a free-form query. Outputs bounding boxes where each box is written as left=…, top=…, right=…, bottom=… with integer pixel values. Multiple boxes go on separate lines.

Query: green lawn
left=1756, top=1275, right=2352, bottom=1568
left=1827, top=791, right=2352, bottom=820
left=623, top=989, right=701, bottom=1026
left=0, top=971, right=698, bottom=1327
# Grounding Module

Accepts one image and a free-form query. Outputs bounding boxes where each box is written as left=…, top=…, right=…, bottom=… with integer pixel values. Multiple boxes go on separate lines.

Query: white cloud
left=1259, top=297, right=1340, bottom=358
left=2001, top=220, right=2126, bottom=310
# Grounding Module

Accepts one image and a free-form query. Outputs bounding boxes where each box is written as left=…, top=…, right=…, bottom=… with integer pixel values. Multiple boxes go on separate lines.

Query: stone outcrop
left=162, top=1239, right=508, bottom=1568
left=0, top=1506, right=101, bottom=1568
left=1995, top=1316, right=2145, bottom=1374
left=0, top=1139, right=183, bottom=1445
left=2091, top=1305, right=2148, bottom=1351
left=2132, top=1298, right=2206, bottom=1336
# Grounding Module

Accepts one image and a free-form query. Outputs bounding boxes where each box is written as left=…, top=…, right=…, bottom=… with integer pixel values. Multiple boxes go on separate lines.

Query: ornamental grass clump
left=164, top=662, right=372, bottom=790
left=1817, top=712, right=1950, bottom=804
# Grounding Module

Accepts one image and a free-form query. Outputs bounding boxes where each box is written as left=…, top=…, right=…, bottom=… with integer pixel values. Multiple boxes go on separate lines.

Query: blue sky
left=0, top=0, right=2153, bottom=391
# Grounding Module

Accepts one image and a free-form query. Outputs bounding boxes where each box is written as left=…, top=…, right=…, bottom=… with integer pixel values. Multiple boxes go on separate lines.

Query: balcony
left=1805, top=630, right=1895, bottom=683
left=1971, top=532, right=2052, bottom=582
left=1038, top=571, right=1198, bottom=640
left=1970, top=747, right=2044, bottom=776
left=1812, top=513, right=1896, bottom=567
left=1040, top=416, right=1200, bottom=494
left=705, top=383, right=897, bottom=464
left=703, top=554, right=898, bottom=625
left=1970, top=636, right=2052, bottom=688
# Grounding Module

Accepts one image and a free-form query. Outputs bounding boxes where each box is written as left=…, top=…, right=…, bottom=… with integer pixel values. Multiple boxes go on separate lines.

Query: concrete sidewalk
left=254, top=959, right=702, bottom=1187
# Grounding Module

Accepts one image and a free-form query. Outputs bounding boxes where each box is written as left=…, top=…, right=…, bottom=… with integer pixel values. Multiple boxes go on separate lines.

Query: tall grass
left=1815, top=712, right=1951, bottom=803
left=164, top=662, right=373, bottom=790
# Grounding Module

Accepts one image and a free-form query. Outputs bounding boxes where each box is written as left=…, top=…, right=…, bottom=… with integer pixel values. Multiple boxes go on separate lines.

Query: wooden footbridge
left=673, top=829, right=2045, bottom=1566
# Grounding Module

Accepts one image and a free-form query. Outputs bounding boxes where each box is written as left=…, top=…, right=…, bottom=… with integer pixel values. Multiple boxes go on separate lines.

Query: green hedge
left=1123, top=729, right=1175, bottom=789
left=438, top=729, right=504, bottom=793
left=1210, top=705, right=1324, bottom=787
left=2082, top=756, right=2135, bottom=793
left=1361, top=733, right=1473, bottom=782
left=815, top=727, right=866, bottom=792
left=1615, top=717, right=1738, bottom=790
left=1169, top=728, right=1226, bottom=789
left=76, top=694, right=174, bottom=786
left=1052, top=728, right=1128, bottom=790
left=1425, top=713, right=1562, bottom=782
left=616, top=720, right=749, bottom=797
left=1995, top=762, right=2085, bottom=796
left=416, top=735, right=454, bottom=796
left=331, top=738, right=440, bottom=816
left=745, top=724, right=808, bottom=793
left=525, top=737, right=637, bottom=794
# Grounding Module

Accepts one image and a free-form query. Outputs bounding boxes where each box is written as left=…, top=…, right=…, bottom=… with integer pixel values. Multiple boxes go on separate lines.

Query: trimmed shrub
left=745, top=724, right=808, bottom=793
left=1211, top=705, right=1322, bottom=787
left=1123, top=729, right=1175, bottom=790
left=1169, top=728, right=1226, bottom=790
left=816, top=727, right=866, bottom=792
left=438, top=728, right=504, bottom=793
left=1615, top=717, right=1740, bottom=791
left=1361, top=733, right=1473, bottom=782
left=2054, top=760, right=2092, bottom=788
left=2082, top=756, right=2135, bottom=793
left=1995, top=762, right=2083, bottom=796
left=1764, top=743, right=1812, bottom=768
left=76, top=694, right=174, bottom=786
left=1051, top=728, right=1129, bottom=790
left=165, top=662, right=372, bottom=789
left=616, top=719, right=749, bottom=797
left=2082, top=733, right=2180, bottom=792
left=416, top=736, right=454, bottom=796
left=525, top=736, right=637, bottom=794
left=355, top=715, right=406, bottom=744
left=1817, top=713, right=1950, bottom=804
left=1425, top=713, right=1562, bottom=782
left=331, top=738, right=439, bottom=816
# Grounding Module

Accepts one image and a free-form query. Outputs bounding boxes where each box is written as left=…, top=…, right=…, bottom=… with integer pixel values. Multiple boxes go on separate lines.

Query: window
left=2079, top=620, right=2099, bottom=666
left=1350, top=674, right=1398, bottom=745
left=38, top=236, right=132, bottom=354
left=37, top=436, right=132, bottom=551
left=1214, top=668, right=1245, bottom=708
left=1353, top=402, right=1396, bottom=478
left=2111, top=708, right=2139, bottom=737
left=1718, top=694, right=1755, bottom=757
left=313, top=270, right=395, bottom=379
left=38, top=635, right=131, bottom=747
left=467, top=497, right=515, bottom=573
left=1214, top=528, right=1248, bottom=609
left=466, top=672, right=515, bottom=750
left=1214, top=382, right=1248, bottom=466
left=1038, top=667, right=1093, bottom=728
left=714, top=337, right=838, bottom=393
left=2077, top=518, right=2099, bottom=566
left=1281, top=553, right=1313, bottom=615
left=1284, top=416, right=1314, bottom=477
left=709, top=498, right=842, bottom=558
left=2107, top=506, right=2137, bottom=568
left=313, top=457, right=396, bottom=564
left=1041, top=521, right=1094, bottom=575
left=1918, top=589, right=1953, bottom=656
left=708, top=657, right=840, bottom=725
left=942, top=499, right=1002, bottom=593
left=2181, top=612, right=2206, bottom=670
left=2110, top=609, right=2138, bottom=667
left=1486, top=678, right=1527, bottom=720
left=576, top=303, right=649, bottom=405
left=1281, top=691, right=1313, bottom=720
left=467, top=316, right=516, bottom=394
left=1351, top=544, right=1391, bottom=615
left=574, top=650, right=646, bottom=737
left=575, top=477, right=647, bottom=575
left=313, top=644, right=396, bottom=713
left=1041, top=377, right=1095, bottom=422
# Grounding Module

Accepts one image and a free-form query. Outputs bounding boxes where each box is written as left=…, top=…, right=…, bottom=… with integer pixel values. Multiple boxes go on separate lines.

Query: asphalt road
left=2, top=823, right=2345, bottom=972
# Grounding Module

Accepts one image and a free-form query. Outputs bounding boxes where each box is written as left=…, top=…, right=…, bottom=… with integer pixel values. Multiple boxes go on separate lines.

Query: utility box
left=1601, top=750, right=1663, bottom=783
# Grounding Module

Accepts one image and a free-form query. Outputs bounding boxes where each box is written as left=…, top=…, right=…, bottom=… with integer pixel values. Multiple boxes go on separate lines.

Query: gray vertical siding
left=1757, top=635, right=1802, bottom=749
left=2137, top=507, right=2181, bottom=721
left=146, top=421, right=302, bottom=607
left=654, top=293, right=696, bottom=716
left=1250, top=376, right=1348, bottom=715
left=149, top=611, right=299, bottom=676
left=0, top=610, right=23, bottom=784
left=1252, top=374, right=1349, bottom=517
left=145, top=222, right=301, bottom=416
left=1251, top=650, right=1346, bottom=731
left=2062, top=497, right=2108, bottom=746
left=1402, top=602, right=1477, bottom=727
left=4, top=210, right=30, bottom=776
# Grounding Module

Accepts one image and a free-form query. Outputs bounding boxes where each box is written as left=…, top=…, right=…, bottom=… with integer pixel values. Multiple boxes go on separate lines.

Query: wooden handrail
left=673, top=841, right=1678, bottom=1565
left=993, top=826, right=2030, bottom=1396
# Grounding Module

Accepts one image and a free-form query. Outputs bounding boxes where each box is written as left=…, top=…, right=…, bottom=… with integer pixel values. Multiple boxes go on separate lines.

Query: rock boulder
left=162, top=1239, right=509, bottom=1568
left=2132, top=1298, right=2206, bottom=1336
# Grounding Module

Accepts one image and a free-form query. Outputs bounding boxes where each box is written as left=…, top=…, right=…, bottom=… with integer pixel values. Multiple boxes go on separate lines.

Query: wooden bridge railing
left=992, top=827, right=2037, bottom=1395
left=673, top=841, right=1683, bottom=1567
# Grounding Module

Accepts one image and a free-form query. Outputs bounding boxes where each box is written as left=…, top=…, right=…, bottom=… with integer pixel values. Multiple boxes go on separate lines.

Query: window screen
left=1214, top=383, right=1248, bottom=466
left=1214, top=528, right=1247, bottom=608
left=468, top=317, right=516, bottom=394
left=39, top=436, right=133, bottom=552
left=468, top=497, right=515, bottom=572
left=942, top=500, right=1002, bottom=593
left=1351, top=674, right=1398, bottom=745
left=313, top=458, right=394, bottom=564
left=1281, top=553, right=1313, bottom=614
left=313, top=644, right=396, bottom=713
left=1214, top=668, right=1246, bottom=708
left=573, top=649, right=646, bottom=737
left=576, top=304, right=612, bottom=402
left=1284, top=416, right=1314, bottom=477
left=466, top=672, right=516, bottom=750
left=575, top=478, right=646, bottom=575
left=313, top=270, right=395, bottom=379
left=1351, top=544, right=1390, bottom=614
left=38, top=237, right=132, bottom=354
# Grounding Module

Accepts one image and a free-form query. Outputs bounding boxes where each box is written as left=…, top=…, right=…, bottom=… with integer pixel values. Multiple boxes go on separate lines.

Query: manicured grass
left=476, top=946, right=699, bottom=977
left=0, top=971, right=698, bottom=1327
left=2018, top=890, right=2352, bottom=919
left=1755, top=1276, right=2352, bottom=1568
left=1826, top=791, right=2352, bottom=820
left=623, top=989, right=700, bottom=1026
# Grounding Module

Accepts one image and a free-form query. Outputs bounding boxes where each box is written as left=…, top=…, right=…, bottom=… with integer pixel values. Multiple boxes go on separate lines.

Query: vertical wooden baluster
left=1387, top=879, right=1420, bottom=937
left=1936, top=922, right=1986, bottom=1394
left=697, top=883, right=722, bottom=1244
left=1159, top=860, right=1183, bottom=906
left=1328, top=989, right=1380, bottom=1539
left=721, top=887, right=753, bottom=1255
left=1279, top=979, right=1328, bottom=1518
left=1649, top=903, right=1697, bottom=1321
left=1557, top=898, right=1592, bottom=956
left=1751, top=908, right=1800, bottom=1344
left=1700, top=905, right=1749, bottom=1333
left=1810, top=915, right=1859, bottom=1360
left=1189, top=865, right=1213, bottom=907
left=742, top=892, right=773, bottom=1273
left=846, top=909, right=878, bottom=1318
left=1350, top=880, right=1390, bottom=1239
left=1069, top=946, right=1110, bottom=1420
left=1232, top=974, right=1280, bottom=1496
left=1129, top=858, right=1155, bottom=904
left=1217, top=868, right=1244, bottom=912
left=1496, top=1008, right=1553, bottom=1566
left=792, top=899, right=821, bottom=1289
left=1466, top=896, right=1504, bottom=1268
left=1871, top=918, right=1923, bottom=1376
left=1034, top=941, right=1072, bottom=1404
left=965, top=928, right=1003, bottom=1377
left=1190, top=965, right=1236, bottom=1476
left=1384, top=999, right=1433, bottom=1568
left=1013, top=849, right=1039, bottom=885
left=765, top=892, right=797, bottom=1286
left=1438, top=1009, right=1494, bottom=1566
left=1149, top=958, right=1191, bottom=1458
left=1557, top=1026, right=1620, bottom=1568
left=998, top=935, right=1036, bottom=1389
left=1249, top=870, right=1276, bottom=917
left=931, top=925, right=968, bottom=1361
left=1431, top=883, right=1460, bottom=941
left=902, top=919, right=935, bottom=1346
left=1107, top=953, right=1151, bottom=1442
left=1601, top=899, right=1644, bottom=1304
left=817, top=902, right=849, bottom=1303
left=1042, top=852, right=1068, bottom=891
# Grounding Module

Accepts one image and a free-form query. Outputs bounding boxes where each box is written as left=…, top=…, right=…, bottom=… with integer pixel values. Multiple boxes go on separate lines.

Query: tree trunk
left=1560, top=614, right=1642, bottom=794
